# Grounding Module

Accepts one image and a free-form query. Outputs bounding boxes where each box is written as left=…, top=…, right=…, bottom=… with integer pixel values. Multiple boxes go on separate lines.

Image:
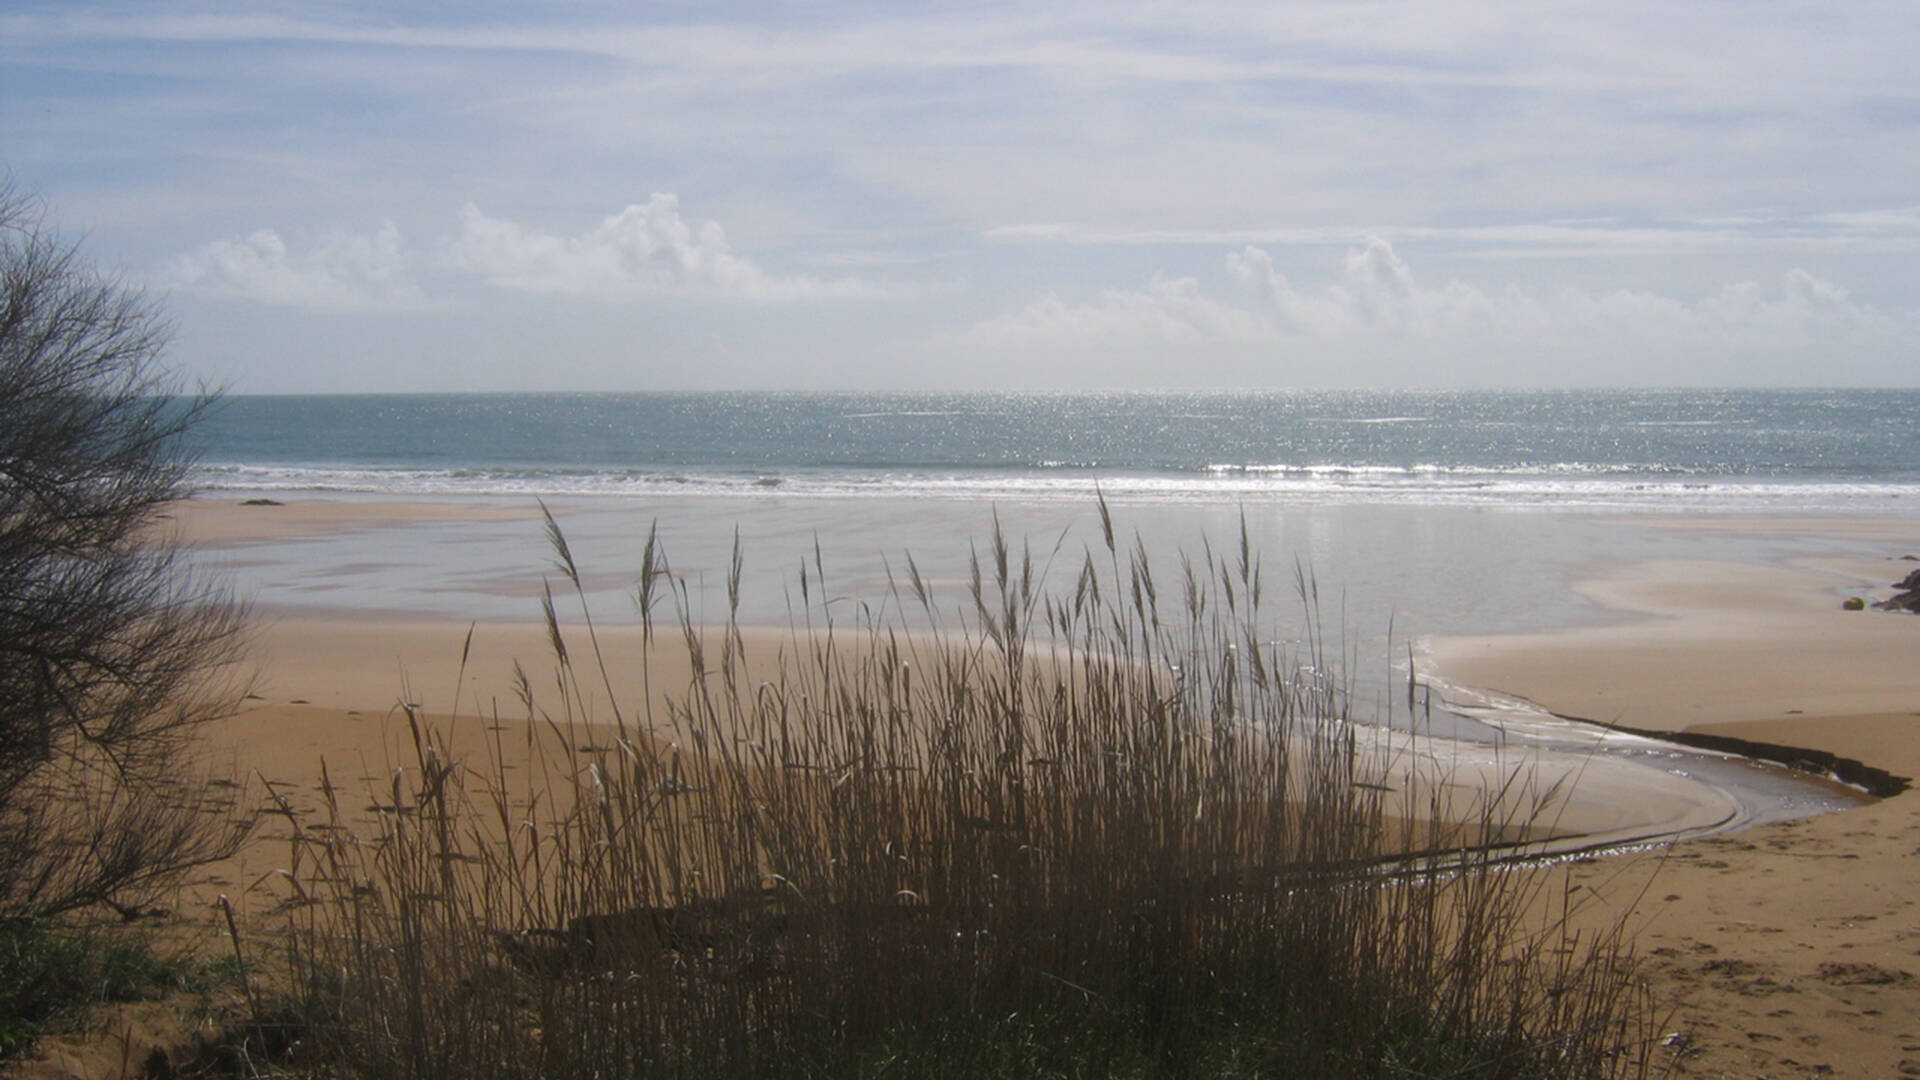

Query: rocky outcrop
left=1874, top=567, right=1920, bottom=613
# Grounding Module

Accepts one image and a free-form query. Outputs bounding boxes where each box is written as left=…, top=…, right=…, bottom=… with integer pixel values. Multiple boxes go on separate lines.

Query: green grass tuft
left=0, top=918, right=183, bottom=1060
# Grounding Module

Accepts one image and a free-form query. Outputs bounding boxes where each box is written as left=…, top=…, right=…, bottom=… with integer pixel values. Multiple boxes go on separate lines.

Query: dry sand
left=1427, top=520, right=1920, bottom=1079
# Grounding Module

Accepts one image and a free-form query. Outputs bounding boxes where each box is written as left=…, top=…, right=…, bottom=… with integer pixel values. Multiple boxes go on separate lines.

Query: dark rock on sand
left=1593, top=721, right=1911, bottom=798
left=1872, top=568, right=1920, bottom=613
left=240, top=497, right=283, bottom=506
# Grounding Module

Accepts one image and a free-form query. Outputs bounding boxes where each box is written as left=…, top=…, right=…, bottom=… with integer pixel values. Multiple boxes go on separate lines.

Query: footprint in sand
left=1819, top=962, right=1913, bottom=985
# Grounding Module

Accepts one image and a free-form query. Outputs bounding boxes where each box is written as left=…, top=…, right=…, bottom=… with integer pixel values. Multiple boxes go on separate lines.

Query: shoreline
left=1421, top=526, right=1920, bottom=1078
left=186, top=496, right=1912, bottom=847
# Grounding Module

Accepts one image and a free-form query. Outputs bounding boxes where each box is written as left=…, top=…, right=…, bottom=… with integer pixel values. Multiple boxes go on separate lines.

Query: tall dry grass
left=261, top=506, right=1657, bottom=1079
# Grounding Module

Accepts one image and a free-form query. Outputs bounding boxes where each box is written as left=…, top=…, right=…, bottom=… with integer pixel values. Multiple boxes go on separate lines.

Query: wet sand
left=204, top=613, right=1747, bottom=868
left=155, top=495, right=1790, bottom=861
left=1426, top=520, right=1920, bottom=1078
left=156, top=495, right=541, bottom=546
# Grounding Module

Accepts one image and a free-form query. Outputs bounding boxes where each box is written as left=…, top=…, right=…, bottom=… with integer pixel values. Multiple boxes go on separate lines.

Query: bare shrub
left=0, top=180, right=248, bottom=919
left=275, top=511, right=1656, bottom=1079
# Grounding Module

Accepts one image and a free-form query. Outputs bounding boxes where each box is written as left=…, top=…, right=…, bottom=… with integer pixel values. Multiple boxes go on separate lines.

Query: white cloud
left=963, top=276, right=1275, bottom=351
left=441, top=197, right=916, bottom=301
left=161, top=221, right=428, bottom=311
left=954, top=240, right=1909, bottom=386
left=162, top=197, right=918, bottom=309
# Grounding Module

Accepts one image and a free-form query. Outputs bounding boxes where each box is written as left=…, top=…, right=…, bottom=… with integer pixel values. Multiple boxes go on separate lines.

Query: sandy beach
left=195, top=504, right=1920, bottom=1078
left=20, top=498, right=1920, bottom=1079
left=1427, top=517, right=1920, bottom=1079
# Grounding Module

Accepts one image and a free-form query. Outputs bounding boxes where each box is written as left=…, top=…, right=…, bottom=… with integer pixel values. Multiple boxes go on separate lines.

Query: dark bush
left=0, top=179, right=247, bottom=920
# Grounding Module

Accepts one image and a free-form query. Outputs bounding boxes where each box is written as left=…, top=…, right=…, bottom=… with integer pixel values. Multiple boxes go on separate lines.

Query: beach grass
left=253, top=507, right=1658, bottom=1079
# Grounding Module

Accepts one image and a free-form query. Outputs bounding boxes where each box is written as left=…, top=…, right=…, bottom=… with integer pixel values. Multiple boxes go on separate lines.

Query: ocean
left=193, top=389, right=1920, bottom=513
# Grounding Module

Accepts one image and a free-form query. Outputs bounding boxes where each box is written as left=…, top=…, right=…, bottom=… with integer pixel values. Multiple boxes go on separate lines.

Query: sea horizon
left=190, top=388, right=1920, bottom=516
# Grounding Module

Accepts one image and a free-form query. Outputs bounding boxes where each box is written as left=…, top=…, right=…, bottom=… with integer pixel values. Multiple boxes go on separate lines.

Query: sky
left=4, top=1, right=1919, bottom=393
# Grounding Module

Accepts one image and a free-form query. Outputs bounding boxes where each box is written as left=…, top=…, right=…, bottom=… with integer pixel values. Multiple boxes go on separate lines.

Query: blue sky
left=5, top=1, right=1919, bottom=391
